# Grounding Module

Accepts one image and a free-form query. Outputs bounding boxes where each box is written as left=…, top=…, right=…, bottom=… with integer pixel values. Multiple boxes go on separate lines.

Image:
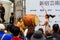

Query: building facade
left=14, top=0, right=26, bottom=22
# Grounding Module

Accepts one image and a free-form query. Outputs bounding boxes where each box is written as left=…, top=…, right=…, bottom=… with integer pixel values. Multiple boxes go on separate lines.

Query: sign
left=26, top=0, right=60, bottom=30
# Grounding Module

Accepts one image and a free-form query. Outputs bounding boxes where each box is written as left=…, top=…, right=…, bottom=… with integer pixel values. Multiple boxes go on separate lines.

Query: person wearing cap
left=0, top=24, right=12, bottom=40
left=0, top=3, right=5, bottom=23
left=31, top=31, right=46, bottom=40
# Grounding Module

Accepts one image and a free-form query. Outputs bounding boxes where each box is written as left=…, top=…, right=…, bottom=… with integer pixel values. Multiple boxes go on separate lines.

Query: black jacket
left=0, top=7, right=5, bottom=14
left=9, top=16, right=14, bottom=24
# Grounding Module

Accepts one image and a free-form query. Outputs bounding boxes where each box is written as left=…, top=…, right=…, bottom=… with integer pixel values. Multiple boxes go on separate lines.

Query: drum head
left=34, top=15, right=39, bottom=26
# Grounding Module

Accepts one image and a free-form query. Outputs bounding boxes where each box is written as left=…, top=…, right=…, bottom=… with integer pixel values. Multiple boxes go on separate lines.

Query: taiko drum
left=24, top=14, right=39, bottom=26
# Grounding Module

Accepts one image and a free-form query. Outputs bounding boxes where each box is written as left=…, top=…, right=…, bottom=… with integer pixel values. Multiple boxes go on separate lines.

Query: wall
left=0, top=1, right=12, bottom=23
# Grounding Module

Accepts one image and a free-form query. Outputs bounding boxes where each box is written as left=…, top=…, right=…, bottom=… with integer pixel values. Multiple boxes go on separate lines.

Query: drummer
left=40, top=9, right=51, bottom=33
left=16, top=17, right=25, bottom=34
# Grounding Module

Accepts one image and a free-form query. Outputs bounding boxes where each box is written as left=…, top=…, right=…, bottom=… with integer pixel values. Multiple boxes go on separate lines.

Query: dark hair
left=12, top=26, right=20, bottom=36
left=49, top=15, right=55, bottom=18
left=11, top=12, right=14, bottom=15
left=53, top=24, right=59, bottom=32
left=45, top=14, right=49, bottom=18
left=6, top=24, right=14, bottom=32
left=18, top=17, right=22, bottom=21
left=39, top=28, right=43, bottom=34
left=45, top=31, right=52, bottom=36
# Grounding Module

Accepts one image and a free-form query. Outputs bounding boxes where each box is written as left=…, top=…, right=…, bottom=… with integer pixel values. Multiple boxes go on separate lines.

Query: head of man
left=53, top=24, right=59, bottom=33
left=0, top=24, right=5, bottom=32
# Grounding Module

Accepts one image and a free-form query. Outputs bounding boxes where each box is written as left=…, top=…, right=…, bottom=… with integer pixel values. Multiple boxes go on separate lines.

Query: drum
left=24, top=14, right=39, bottom=26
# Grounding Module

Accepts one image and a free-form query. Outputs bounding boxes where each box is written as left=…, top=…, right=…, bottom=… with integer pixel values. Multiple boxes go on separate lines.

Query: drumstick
left=41, top=6, right=48, bottom=15
left=40, top=6, right=49, bottom=26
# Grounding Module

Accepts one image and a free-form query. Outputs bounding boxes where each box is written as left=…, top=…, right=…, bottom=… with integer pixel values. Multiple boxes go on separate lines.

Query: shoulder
left=4, top=34, right=13, bottom=40
left=11, top=38, right=23, bottom=40
left=5, top=34, right=12, bottom=37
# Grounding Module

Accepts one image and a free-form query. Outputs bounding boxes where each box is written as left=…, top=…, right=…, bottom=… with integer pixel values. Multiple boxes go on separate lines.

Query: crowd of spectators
left=0, top=20, right=60, bottom=40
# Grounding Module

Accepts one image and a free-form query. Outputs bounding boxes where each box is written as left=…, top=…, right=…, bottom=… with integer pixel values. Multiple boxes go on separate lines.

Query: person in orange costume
left=16, top=18, right=25, bottom=34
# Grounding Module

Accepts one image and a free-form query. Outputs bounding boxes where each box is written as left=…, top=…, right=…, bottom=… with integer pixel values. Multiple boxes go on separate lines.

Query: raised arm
left=41, top=6, right=48, bottom=15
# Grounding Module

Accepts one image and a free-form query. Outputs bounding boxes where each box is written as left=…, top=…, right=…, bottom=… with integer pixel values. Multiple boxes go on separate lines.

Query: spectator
left=0, top=23, right=12, bottom=40
left=52, top=24, right=60, bottom=40
left=31, top=31, right=46, bottom=40
left=38, top=28, right=46, bottom=37
left=9, top=12, right=14, bottom=25
left=26, top=27, right=35, bottom=40
left=46, top=24, right=60, bottom=40
left=38, top=28, right=44, bottom=34
left=0, top=3, right=5, bottom=23
left=11, top=26, right=23, bottom=40
left=6, top=23, right=14, bottom=34
left=46, top=30, right=52, bottom=40
left=52, top=24, right=59, bottom=33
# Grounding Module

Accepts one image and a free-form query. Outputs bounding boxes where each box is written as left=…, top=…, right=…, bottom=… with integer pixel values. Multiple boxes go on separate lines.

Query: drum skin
left=24, top=14, right=39, bottom=27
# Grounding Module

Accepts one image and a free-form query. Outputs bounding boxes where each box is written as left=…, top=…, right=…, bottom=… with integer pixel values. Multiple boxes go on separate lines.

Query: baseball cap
left=0, top=24, right=5, bottom=31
